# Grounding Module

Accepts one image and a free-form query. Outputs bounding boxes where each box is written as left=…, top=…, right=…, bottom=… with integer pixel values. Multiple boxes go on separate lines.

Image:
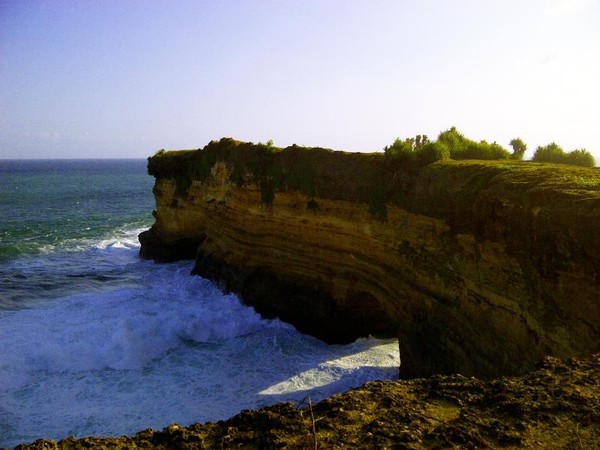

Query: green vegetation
left=567, top=149, right=596, bottom=167
left=147, top=130, right=598, bottom=218
left=384, top=127, right=510, bottom=166
left=383, top=127, right=595, bottom=168
left=533, top=143, right=595, bottom=167
left=532, top=142, right=565, bottom=164
left=509, top=138, right=527, bottom=160
left=437, top=127, right=510, bottom=160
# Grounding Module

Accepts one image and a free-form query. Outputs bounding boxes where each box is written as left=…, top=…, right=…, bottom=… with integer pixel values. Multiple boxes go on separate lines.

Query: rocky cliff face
left=140, top=139, right=600, bottom=379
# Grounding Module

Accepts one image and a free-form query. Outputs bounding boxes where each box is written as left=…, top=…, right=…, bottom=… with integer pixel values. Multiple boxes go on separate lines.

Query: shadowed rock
left=139, top=138, right=600, bottom=379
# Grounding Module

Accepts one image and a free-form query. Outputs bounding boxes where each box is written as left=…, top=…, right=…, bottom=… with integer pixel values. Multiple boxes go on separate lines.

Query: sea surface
left=0, top=159, right=399, bottom=449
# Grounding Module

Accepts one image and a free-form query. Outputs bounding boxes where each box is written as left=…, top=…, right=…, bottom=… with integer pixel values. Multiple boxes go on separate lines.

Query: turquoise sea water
left=0, top=159, right=398, bottom=449
left=0, top=160, right=153, bottom=309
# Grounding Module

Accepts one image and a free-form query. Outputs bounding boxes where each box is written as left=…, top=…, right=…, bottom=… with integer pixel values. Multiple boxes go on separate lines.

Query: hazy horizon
left=1, top=0, right=599, bottom=162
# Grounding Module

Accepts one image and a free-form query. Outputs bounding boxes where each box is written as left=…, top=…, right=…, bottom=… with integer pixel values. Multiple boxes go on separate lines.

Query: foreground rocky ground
left=13, top=353, right=600, bottom=449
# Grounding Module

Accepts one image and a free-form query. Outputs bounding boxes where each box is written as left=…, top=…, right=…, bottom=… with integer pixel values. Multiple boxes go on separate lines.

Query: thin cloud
left=545, top=0, right=599, bottom=14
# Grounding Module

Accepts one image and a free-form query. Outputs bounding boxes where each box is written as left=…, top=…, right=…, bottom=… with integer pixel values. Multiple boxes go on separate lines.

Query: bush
left=415, top=141, right=450, bottom=166
left=384, top=128, right=511, bottom=167
left=489, top=142, right=511, bottom=159
left=532, top=143, right=595, bottom=167
left=437, top=127, right=469, bottom=157
left=437, top=127, right=509, bottom=160
left=384, top=138, right=415, bottom=163
left=566, top=149, right=595, bottom=167
left=532, top=143, right=565, bottom=163
left=509, top=138, right=527, bottom=160
left=456, top=141, right=508, bottom=160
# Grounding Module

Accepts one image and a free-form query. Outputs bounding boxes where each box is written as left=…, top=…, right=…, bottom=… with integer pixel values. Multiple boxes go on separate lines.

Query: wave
left=0, top=220, right=152, bottom=261
left=0, top=269, right=277, bottom=382
left=0, top=225, right=152, bottom=311
left=0, top=254, right=399, bottom=447
left=0, top=222, right=399, bottom=448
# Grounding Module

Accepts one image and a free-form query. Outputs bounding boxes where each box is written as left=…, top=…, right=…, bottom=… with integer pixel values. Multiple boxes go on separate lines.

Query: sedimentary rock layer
left=140, top=139, right=600, bottom=379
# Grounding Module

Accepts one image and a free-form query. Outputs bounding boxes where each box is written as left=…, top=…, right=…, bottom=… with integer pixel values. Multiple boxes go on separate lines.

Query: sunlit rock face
left=140, top=139, right=600, bottom=379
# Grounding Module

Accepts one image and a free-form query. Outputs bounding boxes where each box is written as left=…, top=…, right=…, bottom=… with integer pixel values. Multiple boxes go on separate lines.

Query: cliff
left=139, top=138, right=600, bottom=379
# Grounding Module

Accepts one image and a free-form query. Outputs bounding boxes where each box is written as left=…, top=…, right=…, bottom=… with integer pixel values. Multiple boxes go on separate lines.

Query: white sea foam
left=93, top=226, right=148, bottom=250
left=0, top=237, right=399, bottom=449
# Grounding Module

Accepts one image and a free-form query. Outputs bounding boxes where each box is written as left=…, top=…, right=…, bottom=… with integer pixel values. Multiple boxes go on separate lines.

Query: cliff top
left=147, top=138, right=600, bottom=212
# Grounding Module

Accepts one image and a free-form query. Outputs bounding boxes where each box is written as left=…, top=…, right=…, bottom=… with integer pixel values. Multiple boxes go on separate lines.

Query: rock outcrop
left=140, top=138, right=600, bottom=379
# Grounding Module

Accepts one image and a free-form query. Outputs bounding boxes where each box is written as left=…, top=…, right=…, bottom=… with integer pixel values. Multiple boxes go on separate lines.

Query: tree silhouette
left=509, top=138, right=527, bottom=160
left=567, top=149, right=595, bottom=167
left=533, top=142, right=565, bottom=164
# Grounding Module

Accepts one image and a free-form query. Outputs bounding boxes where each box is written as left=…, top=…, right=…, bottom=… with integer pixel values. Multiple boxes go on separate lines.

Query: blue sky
left=1, top=0, right=599, bottom=161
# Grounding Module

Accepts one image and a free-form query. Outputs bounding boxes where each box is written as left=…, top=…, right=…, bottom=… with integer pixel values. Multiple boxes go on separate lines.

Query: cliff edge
left=139, top=138, right=600, bottom=379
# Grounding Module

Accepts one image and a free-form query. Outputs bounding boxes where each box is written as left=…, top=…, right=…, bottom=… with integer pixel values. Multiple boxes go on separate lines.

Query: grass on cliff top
left=147, top=139, right=600, bottom=210
left=428, top=159, right=600, bottom=197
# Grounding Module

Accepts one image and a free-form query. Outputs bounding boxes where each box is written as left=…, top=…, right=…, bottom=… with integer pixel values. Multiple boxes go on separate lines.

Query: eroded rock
left=139, top=139, right=600, bottom=379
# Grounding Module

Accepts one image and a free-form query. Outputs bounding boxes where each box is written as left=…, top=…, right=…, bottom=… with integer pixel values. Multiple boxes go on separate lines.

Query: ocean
left=0, top=159, right=399, bottom=448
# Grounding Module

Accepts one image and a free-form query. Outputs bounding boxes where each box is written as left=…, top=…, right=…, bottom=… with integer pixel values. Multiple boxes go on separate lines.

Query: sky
left=1, top=0, right=599, bottom=161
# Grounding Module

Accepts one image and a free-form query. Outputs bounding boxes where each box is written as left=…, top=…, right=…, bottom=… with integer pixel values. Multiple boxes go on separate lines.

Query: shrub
left=437, top=127, right=469, bottom=157
left=532, top=142, right=565, bottom=164
left=437, top=127, right=510, bottom=161
left=415, top=141, right=450, bottom=166
left=465, top=141, right=510, bottom=160
left=509, top=138, right=527, bottom=160
left=532, top=143, right=595, bottom=167
left=489, top=142, right=511, bottom=159
left=566, top=149, right=595, bottom=167
left=384, top=138, right=415, bottom=163
left=385, top=128, right=511, bottom=166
